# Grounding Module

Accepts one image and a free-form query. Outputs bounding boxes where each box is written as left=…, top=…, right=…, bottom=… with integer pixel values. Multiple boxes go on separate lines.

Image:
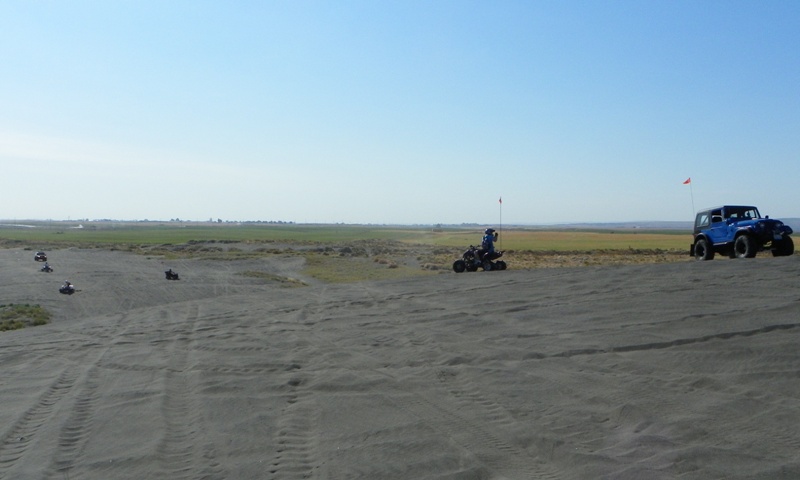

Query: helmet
left=484, top=228, right=495, bottom=234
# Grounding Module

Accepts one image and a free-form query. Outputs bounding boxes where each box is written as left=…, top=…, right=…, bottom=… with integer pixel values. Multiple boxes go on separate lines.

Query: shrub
left=0, top=304, right=51, bottom=331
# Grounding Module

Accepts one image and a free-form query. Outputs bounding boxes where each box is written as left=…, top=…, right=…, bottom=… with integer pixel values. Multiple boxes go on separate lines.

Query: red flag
left=683, top=177, right=691, bottom=185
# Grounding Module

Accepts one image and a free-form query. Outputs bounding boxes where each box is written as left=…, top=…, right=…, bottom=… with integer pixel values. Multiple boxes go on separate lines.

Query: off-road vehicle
left=690, top=205, right=794, bottom=260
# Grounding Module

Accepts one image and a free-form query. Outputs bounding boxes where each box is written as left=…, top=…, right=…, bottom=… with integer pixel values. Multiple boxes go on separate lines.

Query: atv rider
left=477, top=228, right=498, bottom=264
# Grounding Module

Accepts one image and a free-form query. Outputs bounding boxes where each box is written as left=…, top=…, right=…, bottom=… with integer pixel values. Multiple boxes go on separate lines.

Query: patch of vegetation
left=373, top=257, right=399, bottom=268
left=0, top=304, right=51, bottom=331
left=302, top=253, right=434, bottom=283
left=2, top=224, right=698, bottom=282
left=108, top=243, right=299, bottom=261
left=427, top=248, right=687, bottom=271
left=0, top=223, right=429, bottom=247
left=424, top=229, right=689, bottom=251
left=238, top=271, right=309, bottom=288
left=1, top=222, right=691, bottom=252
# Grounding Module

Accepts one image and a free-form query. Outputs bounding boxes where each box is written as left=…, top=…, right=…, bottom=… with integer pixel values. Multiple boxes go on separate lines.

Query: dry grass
left=238, top=271, right=309, bottom=287
left=425, top=246, right=689, bottom=271
left=6, top=232, right=695, bottom=285
left=303, top=251, right=433, bottom=283
left=144, top=239, right=691, bottom=282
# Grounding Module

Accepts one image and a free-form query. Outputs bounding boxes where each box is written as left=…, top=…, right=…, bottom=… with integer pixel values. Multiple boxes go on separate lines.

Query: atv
left=453, top=246, right=507, bottom=273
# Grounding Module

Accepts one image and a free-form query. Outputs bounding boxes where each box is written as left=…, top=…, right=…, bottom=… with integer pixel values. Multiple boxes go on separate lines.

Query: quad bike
left=165, top=270, right=180, bottom=280
left=59, top=284, right=75, bottom=295
left=41, top=264, right=53, bottom=273
left=453, top=246, right=507, bottom=273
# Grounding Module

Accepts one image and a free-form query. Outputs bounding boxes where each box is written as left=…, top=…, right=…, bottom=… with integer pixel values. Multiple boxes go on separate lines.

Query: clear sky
left=2, top=1, right=798, bottom=225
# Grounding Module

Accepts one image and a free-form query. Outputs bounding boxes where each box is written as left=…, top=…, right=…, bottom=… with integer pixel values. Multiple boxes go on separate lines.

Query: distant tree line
left=82, top=219, right=295, bottom=224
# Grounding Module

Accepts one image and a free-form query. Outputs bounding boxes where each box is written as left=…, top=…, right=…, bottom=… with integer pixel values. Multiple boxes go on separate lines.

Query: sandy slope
left=1, top=247, right=799, bottom=480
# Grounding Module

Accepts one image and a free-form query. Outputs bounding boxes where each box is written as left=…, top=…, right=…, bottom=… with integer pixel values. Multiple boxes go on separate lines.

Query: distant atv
left=690, top=205, right=794, bottom=260
left=165, top=269, right=180, bottom=280
left=59, top=284, right=75, bottom=295
left=41, top=264, right=53, bottom=273
left=453, top=245, right=507, bottom=272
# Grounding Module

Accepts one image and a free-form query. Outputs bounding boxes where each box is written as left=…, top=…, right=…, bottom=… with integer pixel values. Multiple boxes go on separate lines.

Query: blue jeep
left=690, top=205, right=794, bottom=260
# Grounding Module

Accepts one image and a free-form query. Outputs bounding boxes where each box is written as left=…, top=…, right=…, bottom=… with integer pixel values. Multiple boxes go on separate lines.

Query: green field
left=0, top=222, right=690, bottom=252
left=1, top=222, right=695, bottom=283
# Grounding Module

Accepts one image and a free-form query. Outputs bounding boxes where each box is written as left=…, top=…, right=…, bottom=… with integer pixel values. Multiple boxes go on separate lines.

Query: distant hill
left=532, top=218, right=800, bottom=233
left=4, top=218, right=800, bottom=232
left=782, top=218, right=800, bottom=232
left=525, top=221, right=693, bottom=231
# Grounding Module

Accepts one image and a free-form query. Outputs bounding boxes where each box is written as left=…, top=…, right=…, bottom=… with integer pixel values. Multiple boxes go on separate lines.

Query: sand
left=1, top=247, right=799, bottom=479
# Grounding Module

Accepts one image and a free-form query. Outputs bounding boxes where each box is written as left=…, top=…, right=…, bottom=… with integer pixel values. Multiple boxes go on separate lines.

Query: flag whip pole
left=498, top=196, right=503, bottom=249
left=684, top=177, right=695, bottom=216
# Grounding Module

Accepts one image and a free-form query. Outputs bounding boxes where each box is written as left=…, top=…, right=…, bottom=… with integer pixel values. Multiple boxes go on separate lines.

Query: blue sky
left=2, top=1, right=798, bottom=225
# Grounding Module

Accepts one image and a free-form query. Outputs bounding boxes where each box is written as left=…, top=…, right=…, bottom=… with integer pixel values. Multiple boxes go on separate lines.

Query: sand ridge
left=1, top=247, right=799, bottom=479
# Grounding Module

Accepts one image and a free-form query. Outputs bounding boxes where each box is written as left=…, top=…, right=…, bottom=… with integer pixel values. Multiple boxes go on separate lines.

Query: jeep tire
left=694, top=238, right=714, bottom=261
left=772, top=236, right=794, bottom=257
left=734, top=235, right=757, bottom=258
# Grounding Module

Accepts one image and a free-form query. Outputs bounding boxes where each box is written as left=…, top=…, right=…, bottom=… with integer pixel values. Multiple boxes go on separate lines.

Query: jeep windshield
left=725, top=206, right=760, bottom=220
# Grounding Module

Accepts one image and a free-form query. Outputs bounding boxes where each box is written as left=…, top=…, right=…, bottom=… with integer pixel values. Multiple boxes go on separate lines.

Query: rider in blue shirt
left=479, top=228, right=498, bottom=263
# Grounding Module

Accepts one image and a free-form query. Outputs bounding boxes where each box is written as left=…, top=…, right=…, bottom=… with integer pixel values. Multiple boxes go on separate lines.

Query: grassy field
left=1, top=222, right=694, bottom=282
left=425, top=228, right=689, bottom=251
left=0, top=222, right=690, bottom=251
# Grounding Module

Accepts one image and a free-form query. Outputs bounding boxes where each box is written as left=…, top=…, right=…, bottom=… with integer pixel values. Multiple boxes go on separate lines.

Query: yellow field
left=1, top=223, right=690, bottom=252
left=1, top=223, right=694, bottom=278
left=421, top=228, right=689, bottom=252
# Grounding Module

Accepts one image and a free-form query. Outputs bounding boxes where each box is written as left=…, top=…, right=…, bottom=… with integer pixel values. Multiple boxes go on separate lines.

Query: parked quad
left=453, top=245, right=507, bottom=272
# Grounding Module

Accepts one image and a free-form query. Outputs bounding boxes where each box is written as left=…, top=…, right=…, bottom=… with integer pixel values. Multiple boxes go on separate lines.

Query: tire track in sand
left=44, top=311, right=152, bottom=480
left=296, top=285, right=563, bottom=480
left=0, top=367, right=81, bottom=477
left=268, top=366, right=319, bottom=480
left=387, top=384, right=561, bottom=480
left=156, top=304, right=225, bottom=480
left=550, top=322, right=800, bottom=358
left=366, top=284, right=564, bottom=479
left=43, top=367, right=101, bottom=479
left=0, top=312, right=134, bottom=479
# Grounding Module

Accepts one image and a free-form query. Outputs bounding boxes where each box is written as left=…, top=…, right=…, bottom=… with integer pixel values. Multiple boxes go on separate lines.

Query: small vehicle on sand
left=453, top=245, right=507, bottom=272
left=59, top=282, right=75, bottom=295
left=41, top=263, right=53, bottom=273
left=165, top=269, right=180, bottom=280
left=34, top=251, right=47, bottom=262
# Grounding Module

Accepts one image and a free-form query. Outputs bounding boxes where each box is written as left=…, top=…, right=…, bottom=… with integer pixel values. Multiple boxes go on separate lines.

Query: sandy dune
left=1, top=247, right=799, bottom=479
